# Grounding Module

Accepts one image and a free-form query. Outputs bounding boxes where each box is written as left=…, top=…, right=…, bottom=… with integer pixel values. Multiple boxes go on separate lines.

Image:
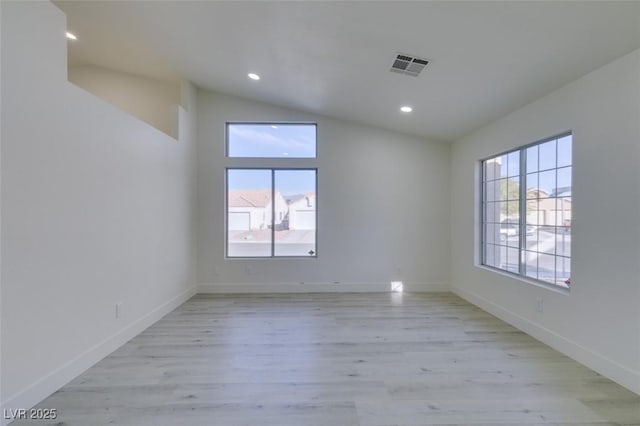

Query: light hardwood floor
left=18, top=293, right=640, bottom=425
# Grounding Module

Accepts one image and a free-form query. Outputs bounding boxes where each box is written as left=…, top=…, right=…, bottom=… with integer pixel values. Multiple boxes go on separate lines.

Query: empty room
left=1, top=1, right=639, bottom=425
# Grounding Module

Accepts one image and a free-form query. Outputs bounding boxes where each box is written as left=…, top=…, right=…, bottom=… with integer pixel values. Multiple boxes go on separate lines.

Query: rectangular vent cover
left=390, top=53, right=430, bottom=77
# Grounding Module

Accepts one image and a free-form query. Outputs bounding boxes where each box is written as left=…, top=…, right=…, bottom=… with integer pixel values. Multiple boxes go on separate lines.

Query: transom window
left=481, top=133, right=572, bottom=289
left=225, top=123, right=317, bottom=258
left=227, top=123, right=316, bottom=158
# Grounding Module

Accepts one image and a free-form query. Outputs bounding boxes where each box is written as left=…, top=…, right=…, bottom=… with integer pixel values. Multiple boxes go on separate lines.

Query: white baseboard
left=197, top=281, right=449, bottom=294
left=1, top=286, right=197, bottom=426
left=452, top=286, right=640, bottom=396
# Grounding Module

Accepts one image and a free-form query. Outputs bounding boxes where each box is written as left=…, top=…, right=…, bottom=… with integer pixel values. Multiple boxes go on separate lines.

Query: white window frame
left=479, top=132, right=572, bottom=290
left=224, top=122, right=318, bottom=259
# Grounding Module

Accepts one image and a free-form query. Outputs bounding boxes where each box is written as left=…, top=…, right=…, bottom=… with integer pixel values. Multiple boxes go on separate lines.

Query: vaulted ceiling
left=56, top=1, right=640, bottom=142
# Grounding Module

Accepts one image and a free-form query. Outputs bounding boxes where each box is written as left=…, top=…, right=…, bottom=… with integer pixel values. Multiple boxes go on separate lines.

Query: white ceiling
left=56, top=1, right=640, bottom=142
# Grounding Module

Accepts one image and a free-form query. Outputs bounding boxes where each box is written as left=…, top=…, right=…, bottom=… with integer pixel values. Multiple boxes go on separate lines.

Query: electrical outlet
left=115, top=302, right=123, bottom=319
left=536, top=298, right=544, bottom=313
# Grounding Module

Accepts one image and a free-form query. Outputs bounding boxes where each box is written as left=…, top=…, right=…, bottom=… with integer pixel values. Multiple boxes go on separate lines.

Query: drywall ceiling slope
left=56, top=1, right=640, bottom=142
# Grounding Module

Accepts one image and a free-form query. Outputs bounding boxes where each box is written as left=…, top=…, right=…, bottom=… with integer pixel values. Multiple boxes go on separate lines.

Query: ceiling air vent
left=390, top=53, right=430, bottom=77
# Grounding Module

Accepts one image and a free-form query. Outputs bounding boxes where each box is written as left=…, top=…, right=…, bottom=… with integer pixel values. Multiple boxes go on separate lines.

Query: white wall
left=68, top=64, right=180, bottom=137
left=450, top=49, right=640, bottom=394
left=0, top=1, right=197, bottom=419
left=196, top=91, right=451, bottom=293
left=197, top=92, right=449, bottom=292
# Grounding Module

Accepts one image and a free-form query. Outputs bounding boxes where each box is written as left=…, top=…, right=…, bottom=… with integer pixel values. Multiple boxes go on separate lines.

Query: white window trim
left=479, top=131, right=572, bottom=291
left=224, top=122, right=319, bottom=259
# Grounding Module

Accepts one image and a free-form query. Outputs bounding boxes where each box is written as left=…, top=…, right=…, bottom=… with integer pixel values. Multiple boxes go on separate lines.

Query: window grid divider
left=519, top=150, right=526, bottom=276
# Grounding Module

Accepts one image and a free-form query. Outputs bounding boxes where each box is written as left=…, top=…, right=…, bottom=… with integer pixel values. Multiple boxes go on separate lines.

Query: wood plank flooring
left=17, top=293, right=640, bottom=425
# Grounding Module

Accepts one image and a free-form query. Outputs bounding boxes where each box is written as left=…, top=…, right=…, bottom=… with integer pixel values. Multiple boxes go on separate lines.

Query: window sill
left=225, top=256, right=318, bottom=261
left=475, top=264, right=570, bottom=295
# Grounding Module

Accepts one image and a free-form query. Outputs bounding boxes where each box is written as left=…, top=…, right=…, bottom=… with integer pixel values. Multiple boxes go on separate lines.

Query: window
left=227, top=123, right=316, bottom=158
left=225, top=123, right=317, bottom=258
left=481, top=133, right=572, bottom=289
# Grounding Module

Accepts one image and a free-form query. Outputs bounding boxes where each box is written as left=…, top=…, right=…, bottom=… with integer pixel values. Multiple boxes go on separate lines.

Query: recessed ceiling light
left=66, top=32, right=77, bottom=40
left=248, top=73, right=260, bottom=81
left=271, top=125, right=278, bottom=129
left=282, top=152, right=289, bottom=156
left=400, top=106, right=413, bottom=113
